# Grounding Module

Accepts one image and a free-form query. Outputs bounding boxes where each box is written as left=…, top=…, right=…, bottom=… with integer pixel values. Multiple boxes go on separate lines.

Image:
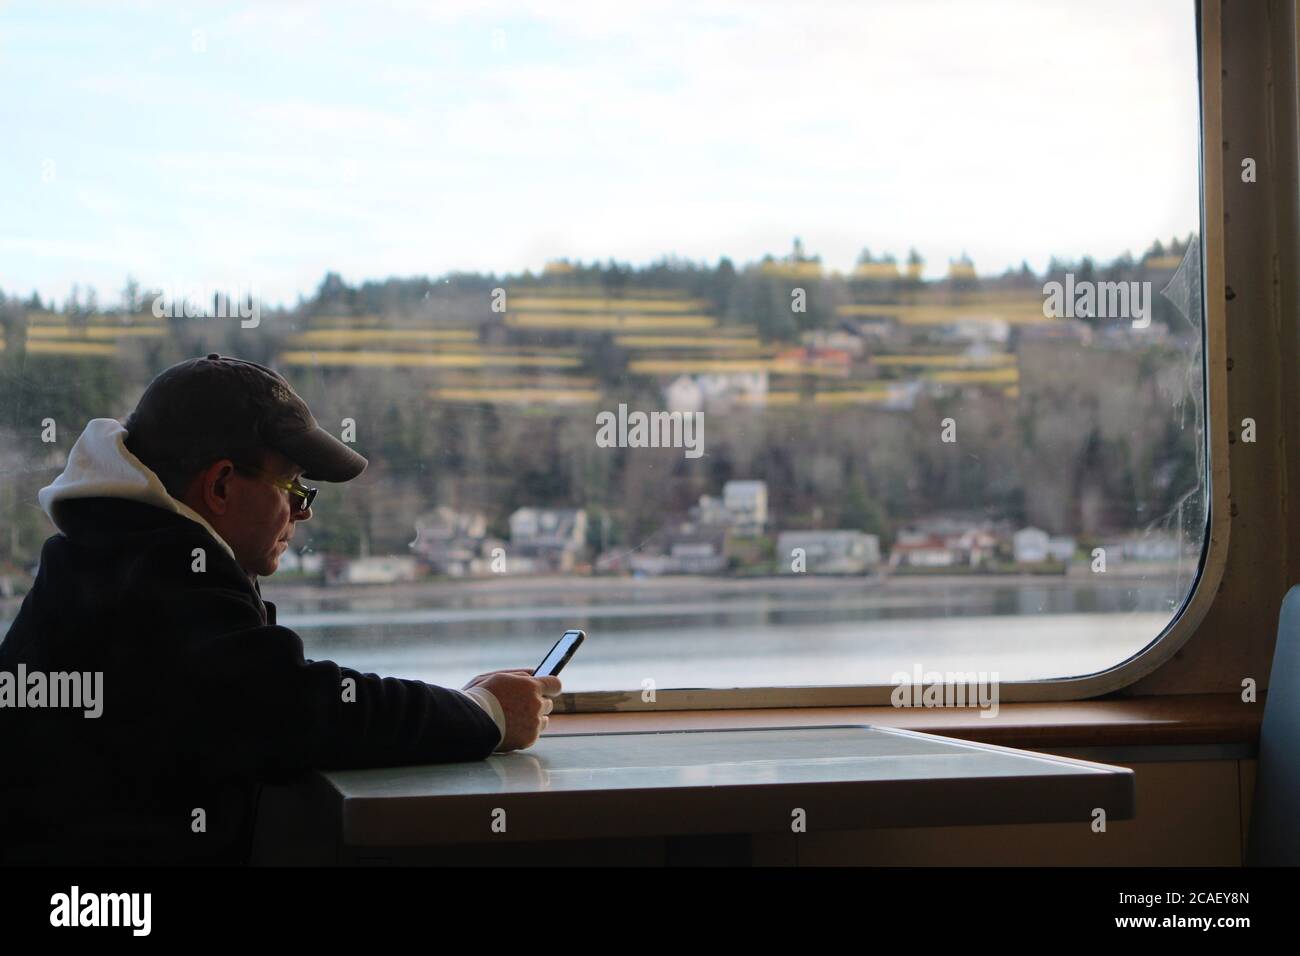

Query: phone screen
left=534, top=629, right=585, bottom=677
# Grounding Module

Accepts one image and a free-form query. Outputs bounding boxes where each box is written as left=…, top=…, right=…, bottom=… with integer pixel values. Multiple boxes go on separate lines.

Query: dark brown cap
left=124, top=353, right=367, bottom=482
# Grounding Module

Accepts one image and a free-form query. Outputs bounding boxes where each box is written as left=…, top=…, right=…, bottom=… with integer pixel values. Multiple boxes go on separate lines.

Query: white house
left=663, top=372, right=768, bottom=413
left=665, top=375, right=705, bottom=414
left=695, top=480, right=768, bottom=536
left=1013, top=527, right=1050, bottom=563
left=1014, top=527, right=1076, bottom=565
left=778, top=531, right=881, bottom=574
left=723, top=480, right=767, bottom=535
left=333, top=555, right=419, bottom=585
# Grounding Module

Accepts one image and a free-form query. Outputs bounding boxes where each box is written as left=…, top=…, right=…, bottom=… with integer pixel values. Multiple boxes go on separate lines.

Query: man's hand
left=465, top=670, right=561, bottom=752
left=463, top=668, right=534, bottom=689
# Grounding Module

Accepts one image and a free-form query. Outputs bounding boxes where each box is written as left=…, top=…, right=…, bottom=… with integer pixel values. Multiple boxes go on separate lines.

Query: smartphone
left=533, top=629, right=585, bottom=677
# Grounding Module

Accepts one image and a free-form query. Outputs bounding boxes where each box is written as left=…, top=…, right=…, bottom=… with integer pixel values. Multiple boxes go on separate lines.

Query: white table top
left=311, top=725, right=1135, bottom=846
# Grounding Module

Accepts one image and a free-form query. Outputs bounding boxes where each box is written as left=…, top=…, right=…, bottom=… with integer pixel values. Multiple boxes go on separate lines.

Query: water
left=261, top=575, right=1184, bottom=691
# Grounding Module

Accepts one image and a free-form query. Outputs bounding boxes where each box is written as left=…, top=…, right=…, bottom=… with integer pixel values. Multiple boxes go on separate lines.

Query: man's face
left=205, top=449, right=312, bottom=578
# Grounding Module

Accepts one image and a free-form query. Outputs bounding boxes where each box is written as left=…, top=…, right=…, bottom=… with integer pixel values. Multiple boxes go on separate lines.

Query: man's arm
left=138, top=561, right=503, bottom=776
left=184, top=619, right=505, bottom=778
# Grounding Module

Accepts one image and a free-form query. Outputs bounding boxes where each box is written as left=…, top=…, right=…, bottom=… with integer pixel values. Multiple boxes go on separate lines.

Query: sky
left=0, top=0, right=1201, bottom=309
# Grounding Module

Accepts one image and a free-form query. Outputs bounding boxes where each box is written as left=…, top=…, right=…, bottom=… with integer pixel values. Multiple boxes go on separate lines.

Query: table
left=252, top=725, right=1135, bottom=864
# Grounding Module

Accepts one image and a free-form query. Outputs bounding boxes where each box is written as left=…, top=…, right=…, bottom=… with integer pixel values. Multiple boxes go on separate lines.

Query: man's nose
left=292, top=505, right=312, bottom=523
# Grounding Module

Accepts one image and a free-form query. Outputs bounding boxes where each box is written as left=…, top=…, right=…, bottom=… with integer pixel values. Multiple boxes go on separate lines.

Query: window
left=0, top=1, right=1207, bottom=694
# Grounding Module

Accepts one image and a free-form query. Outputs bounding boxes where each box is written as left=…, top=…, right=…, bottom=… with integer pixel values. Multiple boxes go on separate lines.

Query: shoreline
left=258, top=567, right=1187, bottom=604
left=0, top=566, right=1192, bottom=617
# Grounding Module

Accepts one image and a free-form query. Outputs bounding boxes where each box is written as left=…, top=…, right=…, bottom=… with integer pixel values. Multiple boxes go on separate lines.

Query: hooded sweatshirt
left=0, top=418, right=506, bottom=865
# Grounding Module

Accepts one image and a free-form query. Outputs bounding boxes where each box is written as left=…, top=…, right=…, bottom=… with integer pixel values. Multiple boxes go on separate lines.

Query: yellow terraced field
left=313, top=316, right=387, bottom=327
left=429, top=387, right=602, bottom=405
left=628, top=359, right=772, bottom=374
left=732, top=388, right=895, bottom=406
left=812, top=390, right=895, bottom=404
left=288, top=329, right=477, bottom=345
left=511, top=286, right=689, bottom=299
left=506, top=312, right=717, bottom=331
left=23, top=340, right=118, bottom=356
left=927, top=367, right=1020, bottom=384
left=836, top=301, right=1051, bottom=324
left=434, top=374, right=599, bottom=388
left=733, top=392, right=800, bottom=406
left=628, top=357, right=850, bottom=377
left=27, top=325, right=165, bottom=339
left=613, top=335, right=765, bottom=350
left=507, top=297, right=709, bottom=313
left=278, top=350, right=581, bottom=369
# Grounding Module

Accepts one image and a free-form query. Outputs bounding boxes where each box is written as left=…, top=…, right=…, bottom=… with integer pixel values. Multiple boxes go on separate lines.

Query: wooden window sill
left=547, top=693, right=1260, bottom=751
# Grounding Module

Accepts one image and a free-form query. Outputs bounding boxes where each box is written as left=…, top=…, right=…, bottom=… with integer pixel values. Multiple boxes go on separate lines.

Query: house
left=777, top=531, right=881, bottom=574
left=890, top=518, right=1008, bottom=568
left=615, top=525, right=728, bottom=575
left=951, top=318, right=1011, bottom=345
left=694, top=480, right=768, bottom=536
left=664, top=372, right=768, bottom=413
left=838, top=315, right=899, bottom=343
left=410, top=506, right=490, bottom=576
left=330, top=555, right=420, bottom=585
left=724, top=481, right=767, bottom=535
left=802, top=329, right=866, bottom=356
left=773, top=346, right=852, bottom=377
left=509, top=508, right=588, bottom=573
left=1014, top=527, right=1076, bottom=565
left=1013, top=527, right=1050, bottom=563
left=889, top=532, right=957, bottom=568
left=665, top=375, right=706, bottom=414
left=952, top=527, right=1001, bottom=565
left=882, top=380, right=923, bottom=411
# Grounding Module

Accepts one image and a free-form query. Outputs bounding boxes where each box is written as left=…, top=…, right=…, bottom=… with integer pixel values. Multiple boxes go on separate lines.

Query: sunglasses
left=233, top=464, right=317, bottom=514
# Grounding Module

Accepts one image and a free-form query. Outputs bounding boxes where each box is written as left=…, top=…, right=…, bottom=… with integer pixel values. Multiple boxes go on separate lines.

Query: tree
left=121, top=276, right=141, bottom=314
left=840, top=475, right=892, bottom=550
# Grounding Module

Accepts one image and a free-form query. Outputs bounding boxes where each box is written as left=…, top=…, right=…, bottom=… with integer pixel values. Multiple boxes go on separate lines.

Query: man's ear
left=199, top=459, right=237, bottom=516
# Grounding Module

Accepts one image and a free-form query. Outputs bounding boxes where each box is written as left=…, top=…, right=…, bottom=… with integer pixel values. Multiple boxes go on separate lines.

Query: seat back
left=1247, top=584, right=1300, bottom=865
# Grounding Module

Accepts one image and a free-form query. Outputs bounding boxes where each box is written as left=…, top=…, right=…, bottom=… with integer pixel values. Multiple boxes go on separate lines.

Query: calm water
left=259, top=576, right=1188, bottom=691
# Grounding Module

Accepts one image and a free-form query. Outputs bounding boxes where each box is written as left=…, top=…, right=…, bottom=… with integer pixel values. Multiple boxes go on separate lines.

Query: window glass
left=0, top=1, right=1205, bottom=691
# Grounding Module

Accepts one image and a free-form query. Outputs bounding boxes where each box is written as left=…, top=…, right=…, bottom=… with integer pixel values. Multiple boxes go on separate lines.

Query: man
left=0, top=353, right=559, bottom=864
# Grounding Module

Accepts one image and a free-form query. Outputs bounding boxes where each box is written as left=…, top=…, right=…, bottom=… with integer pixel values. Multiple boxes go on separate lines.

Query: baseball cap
left=124, top=353, right=368, bottom=482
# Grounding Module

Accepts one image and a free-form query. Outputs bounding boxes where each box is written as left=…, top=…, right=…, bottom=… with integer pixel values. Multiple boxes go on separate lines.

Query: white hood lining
left=37, top=417, right=237, bottom=562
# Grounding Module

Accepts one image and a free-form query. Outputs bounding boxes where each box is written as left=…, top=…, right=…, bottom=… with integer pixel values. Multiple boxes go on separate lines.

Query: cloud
left=0, top=0, right=1200, bottom=304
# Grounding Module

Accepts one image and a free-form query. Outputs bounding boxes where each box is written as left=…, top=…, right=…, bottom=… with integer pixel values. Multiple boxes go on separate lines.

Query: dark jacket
left=0, top=430, right=501, bottom=865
